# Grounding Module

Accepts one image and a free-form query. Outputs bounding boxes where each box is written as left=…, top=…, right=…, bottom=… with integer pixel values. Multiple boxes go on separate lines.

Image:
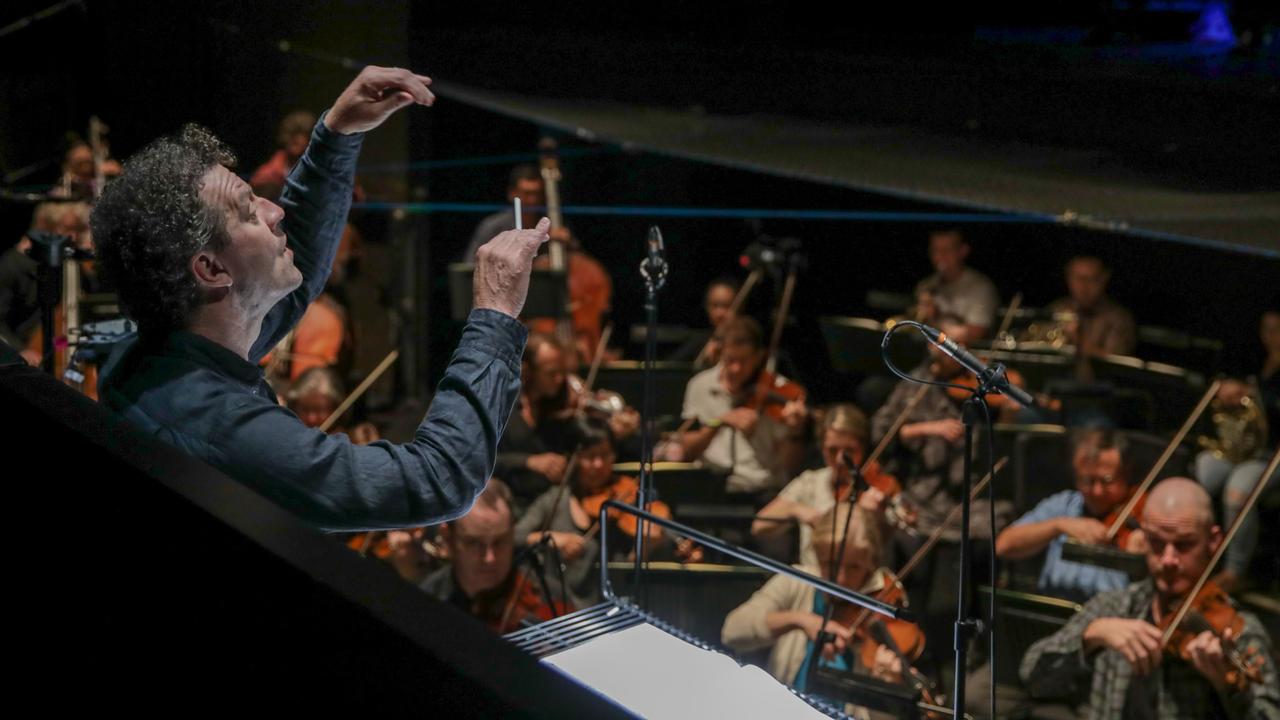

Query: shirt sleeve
left=1011, top=491, right=1073, bottom=528
left=1223, top=611, right=1280, bottom=720
left=722, top=573, right=804, bottom=653
left=214, top=309, right=525, bottom=531
left=251, top=115, right=363, bottom=363
left=1020, top=587, right=1125, bottom=700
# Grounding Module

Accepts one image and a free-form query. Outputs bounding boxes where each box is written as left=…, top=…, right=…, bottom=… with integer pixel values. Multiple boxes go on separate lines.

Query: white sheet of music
left=543, top=622, right=826, bottom=719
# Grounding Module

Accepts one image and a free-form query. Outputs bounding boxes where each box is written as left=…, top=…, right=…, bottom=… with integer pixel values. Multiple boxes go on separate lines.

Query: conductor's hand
left=474, top=218, right=552, bottom=318
left=324, top=66, right=435, bottom=135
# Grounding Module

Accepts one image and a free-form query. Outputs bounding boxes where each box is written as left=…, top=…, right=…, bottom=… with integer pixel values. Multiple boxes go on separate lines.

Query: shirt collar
left=158, top=329, right=264, bottom=386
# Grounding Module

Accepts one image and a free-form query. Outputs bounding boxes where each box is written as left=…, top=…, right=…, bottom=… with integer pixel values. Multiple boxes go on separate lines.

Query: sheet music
left=543, top=622, right=827, bottom=719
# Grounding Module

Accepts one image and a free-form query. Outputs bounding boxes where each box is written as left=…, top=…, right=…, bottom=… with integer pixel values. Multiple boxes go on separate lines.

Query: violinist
left=996, top=428, right=1146, bottom=603
left=494, top=333, right=578, bottom=510
left=420, top=479, right=570, bottom=634
left=1021, top=478, right=1280, bottom=719
left=872, top=316, right=1010, bottom=540
left=668, top=275, right=740, bottom=366
left=754, top=403, right=894, bottom=568
left=872, top=315, right=1011, bottom=686
left=675, top=315, right=808, bottom=500
left=513, top=416, right=677, bottom=609
left=723, top=504, right=909, bottom=716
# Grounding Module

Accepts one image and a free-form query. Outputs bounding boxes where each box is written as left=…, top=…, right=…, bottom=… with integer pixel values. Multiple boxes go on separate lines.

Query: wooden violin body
left=1159, top=580, right=1265, bottom=691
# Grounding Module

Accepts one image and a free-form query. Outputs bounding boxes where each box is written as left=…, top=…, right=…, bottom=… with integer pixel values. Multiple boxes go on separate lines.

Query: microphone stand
left=634, top=227, right=667, bottom=603
left=881, top=321, right=1004, bottom=719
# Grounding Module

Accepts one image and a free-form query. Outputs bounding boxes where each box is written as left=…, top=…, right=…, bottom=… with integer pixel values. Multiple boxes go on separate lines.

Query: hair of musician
left=507, top=164, right=541, bottom=190
left=1071, top=427, right=1131, bottom=477
left=573, top=414, right=616, bottom=452
left=715, top=315, right=764, bottom=350
left=522, top=332, right=565, bottom=366
left=811, top=503, right=881, bottom=557
left=91, top=124, right=237, bottom=333
left=821, top=403, right=869, bottom=446
left=277, top=110, right=316, bottom=147
left=706, top=274, right=741, bottom=296
left=929, top=228, right=966, bottom=247
left=1066, top=255, right=1110, bottom=276
left=473, top=477, right=515, bottom=520
left=286, top=366, right=346, bottom=405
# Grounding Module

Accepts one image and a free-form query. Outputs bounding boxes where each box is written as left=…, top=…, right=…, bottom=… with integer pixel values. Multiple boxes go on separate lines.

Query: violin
left=942, top=365, right=1031, bottom=409
left=737, top=369, right=806, bottom=423
left=484, top=567, right=572, bottom=634
left=831, top=572, right=925, bottom=673
left=1156, top=580, right=1266, bottom=692
left=577, top=475, right=671, bottom=542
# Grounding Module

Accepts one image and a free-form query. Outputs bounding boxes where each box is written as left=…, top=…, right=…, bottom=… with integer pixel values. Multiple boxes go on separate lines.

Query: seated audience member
left=420, top=479, right=569, bottom=634
left=754, top=403, right=895, bottom=568
left=1021, top=478, right=1280, bottom=719
left=1048, top=255, right=1136, bottom=358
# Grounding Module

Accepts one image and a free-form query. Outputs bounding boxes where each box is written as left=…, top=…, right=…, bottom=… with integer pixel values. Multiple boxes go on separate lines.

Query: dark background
left=3, top=0, right=1277, bottom=402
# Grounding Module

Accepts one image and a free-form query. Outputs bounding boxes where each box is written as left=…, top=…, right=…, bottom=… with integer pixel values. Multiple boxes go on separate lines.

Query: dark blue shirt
left=100, top=118, right=525, bottom=532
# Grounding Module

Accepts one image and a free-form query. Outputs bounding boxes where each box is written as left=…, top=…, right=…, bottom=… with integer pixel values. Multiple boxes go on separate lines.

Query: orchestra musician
left=495, top=332, right=579, bottom=510
left=912, top=230, right=999, bottom=340
left=462, top=164, right=612, bottom=365
left=723, top=503, right=909, bottom=718
left=674, top=315, right=808, bottom=502
left=420, top=478, right=570, bottom=634
left=872, top=315, right=1011, bottom=686
left=995, top=428, right=1147, bottom=602
left=753, top=403, right=893, bottom=568
left=1047, top=255, right=1137, bottom=358
left=1194, top=311, right=1280, bottom=592
left=94, top=66, right=549, bottom=531
left=1021, top=477, right=1280, bottom=719
left=513, top=415, right=684, bottom=609
left=668, top=275, right=741, bottom=366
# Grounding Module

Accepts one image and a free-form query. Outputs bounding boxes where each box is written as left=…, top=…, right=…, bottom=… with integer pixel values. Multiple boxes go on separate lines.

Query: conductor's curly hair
left=91, top=124, right=237, bottom=332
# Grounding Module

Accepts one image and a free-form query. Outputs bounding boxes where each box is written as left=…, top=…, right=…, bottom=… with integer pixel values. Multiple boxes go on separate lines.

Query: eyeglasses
left=1077, top=473, right=1123, bottom=489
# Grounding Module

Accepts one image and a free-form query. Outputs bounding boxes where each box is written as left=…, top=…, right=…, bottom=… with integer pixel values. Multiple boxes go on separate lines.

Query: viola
left=1100, top=489, right=1147, bottom=551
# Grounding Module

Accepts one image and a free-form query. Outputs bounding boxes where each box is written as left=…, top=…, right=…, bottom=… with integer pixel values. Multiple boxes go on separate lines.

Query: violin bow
left=1105, top=380, right=1220, bottom=541
left=318, top=349, right=400, bottom=433
left=693, top=268, right=762, bottom=368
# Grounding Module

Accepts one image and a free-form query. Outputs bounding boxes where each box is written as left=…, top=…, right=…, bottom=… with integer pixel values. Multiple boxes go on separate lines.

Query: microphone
left=918, top=323, right=1036, bottom=408
left=641, top=225, right=667, bottom=286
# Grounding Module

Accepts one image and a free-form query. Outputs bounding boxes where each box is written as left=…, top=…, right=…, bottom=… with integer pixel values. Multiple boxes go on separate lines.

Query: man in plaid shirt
left=1020, top=478, right=1279, bottom=719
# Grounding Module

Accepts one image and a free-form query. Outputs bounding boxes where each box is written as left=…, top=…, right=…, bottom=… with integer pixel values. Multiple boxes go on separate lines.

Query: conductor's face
left=199, top=165, right=300, bottom=309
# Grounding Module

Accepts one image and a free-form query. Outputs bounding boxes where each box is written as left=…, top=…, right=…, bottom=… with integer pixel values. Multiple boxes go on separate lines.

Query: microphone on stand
left=917, top=323, right=1036, bottom=408
left=641, top=225, right=667, bottom=288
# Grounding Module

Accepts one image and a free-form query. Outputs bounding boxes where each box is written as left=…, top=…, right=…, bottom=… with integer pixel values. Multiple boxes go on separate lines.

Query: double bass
left=528, top=137, right=611, bottom=366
